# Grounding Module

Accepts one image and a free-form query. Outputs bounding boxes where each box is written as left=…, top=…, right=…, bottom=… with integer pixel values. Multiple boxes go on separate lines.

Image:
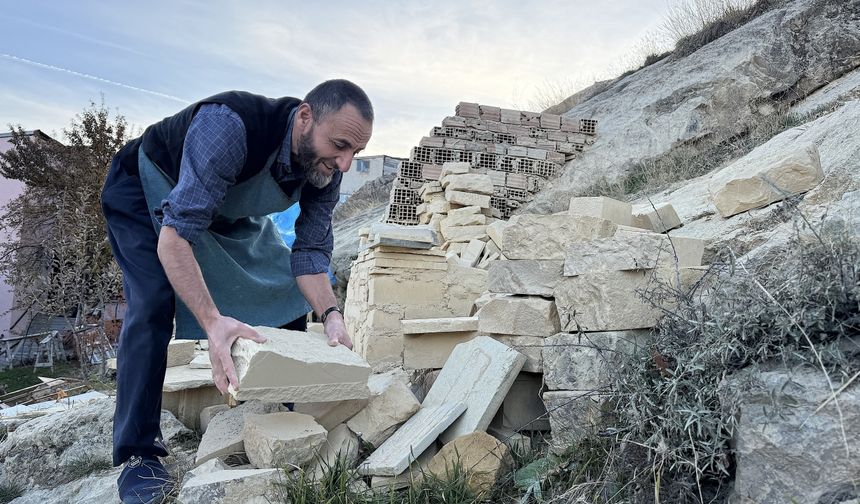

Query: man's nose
left=337, top=153, right=354, bottom=172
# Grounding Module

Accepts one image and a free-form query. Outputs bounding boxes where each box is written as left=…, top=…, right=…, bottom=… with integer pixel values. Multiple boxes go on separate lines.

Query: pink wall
left=0, top=137, right=27, bottom=338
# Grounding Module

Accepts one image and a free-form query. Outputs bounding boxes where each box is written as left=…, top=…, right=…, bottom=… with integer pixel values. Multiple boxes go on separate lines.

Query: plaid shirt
left=160, top=103, right=339, bottom=277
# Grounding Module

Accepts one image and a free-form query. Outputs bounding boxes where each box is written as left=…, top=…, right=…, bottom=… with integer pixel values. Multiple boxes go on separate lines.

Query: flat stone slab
left=370, top=223, right=438, bottom=244
left=232, top=327, right=371, bottom=403
left=357, top=402, right=466, bottom=476
left=441, top=173, right=494, bottom=195
left=163, top=365, right=214, bottom=392
left=243, top=412, right=327, bottom=469
left=423, top=336, right=525, bottom=443
left=189, top=352, right=212, bottom=369
left=178, top=468, right=283, bottom=504
left=401, top=317, right=478, bottom=335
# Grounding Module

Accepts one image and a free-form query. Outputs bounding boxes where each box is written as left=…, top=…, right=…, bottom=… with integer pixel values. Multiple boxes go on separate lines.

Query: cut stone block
left=568, top=196, right=633, bottom=226
left=243, top=412, right=327, bottom=469
left=403, top=331, right=479, bottom=370
left=177, top=468, right=283, bottom=504
left=195, top=400, right=281, bottom=465
left=447, top=205, right=482, bottom=219
left=445, top=189, right=491, bottom=208
left=423, top=337, right=525, bottom=443
left=440, top=162, right=471, bottom=178
left=708, top=141, right=823, bottom=218
left=368, top=271, right=446, bottom=309
left=486, top=220, right=509, bottom=248
left=460, top=239, right=486, bottom=267
left=364, top=257, right=448, bottom=271
left=167, top=339, right=197, bottom=367
left=542, top=391, right=609, bottom=453
left=347, top=371, right=420, bottom=448
left=440, top=174, right=494, bottom=195
left=440, top=224, right=488, bottom=243
left=427, top=431, right=513, bottom=497
left=443, top=264, right=488, bottom=317
left=232, top=327, right=371, bottom=403
left=543, top=331, right=648, bottom=391
left=189, top=352, right=211, bottom=369
left=477, top=296, right=560, bottom=337
left=309, top=423, right=360, bottom=480
left=200, top=404, right=229, bottom=434
left=487, top=260, right=563, bottom=296
left=491, top=335, right=543, bottom=373
left=163, top=365, right=214, bottom=392
left=293, top=398, right=368, bottom=431
left=554, top=269, right=701, bottom=332
left=473, top=293, right=512, bottom=312
left=358, top=402, right=467, bottom=476
left=493, top=372, right=550, bottom=431
left=564, top=231, right=705, bottom=276
left=401, top=317, right=479, bottom=335
left=370, top=223, right=438, bottom=244
left=632, top=203, right=683, bottom=232
left=501, top=214, right=617, bottom=260
left=441, top=211, right=487, bottom=228
left=161, top=385, right=223, bottom=431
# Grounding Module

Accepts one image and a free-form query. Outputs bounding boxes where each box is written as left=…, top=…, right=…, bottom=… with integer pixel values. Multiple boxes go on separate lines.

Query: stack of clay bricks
left=385, top=102, right=598, bottom=226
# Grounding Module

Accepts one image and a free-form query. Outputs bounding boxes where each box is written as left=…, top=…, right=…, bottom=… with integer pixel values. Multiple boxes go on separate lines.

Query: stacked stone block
left=386, top=102, right=598, bottom=226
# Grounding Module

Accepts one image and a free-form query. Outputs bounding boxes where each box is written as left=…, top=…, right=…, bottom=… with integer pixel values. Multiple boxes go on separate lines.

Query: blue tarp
left=270, top=203, right=337, bottom=286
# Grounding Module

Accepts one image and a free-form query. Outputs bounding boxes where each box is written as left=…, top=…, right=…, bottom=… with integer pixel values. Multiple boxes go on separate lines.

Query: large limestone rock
left=232, top=327, right=371, bottom=403
left=177, top=468, right=284, bottom=504
left=709, top=142, right=823, bottom=217
left=543, top=331, right=648, bottom=391
left=724, top=367, right=860, bottom=504
left=347, top=370, right=420, bottom=448
left=243, top=412, right=327, bottom=469
left=426, top=431, right=513, bottom=497
left=477, top=296, right=560, bottom=337
left=487, top=260, right=563, bottom=296
left=0, top=397, right=190, bottom=490
left=195, top=400, right=281, bottom=465
left=529, top=0, right=860, bottom=214
left=501, top=214, right=617, bottom=260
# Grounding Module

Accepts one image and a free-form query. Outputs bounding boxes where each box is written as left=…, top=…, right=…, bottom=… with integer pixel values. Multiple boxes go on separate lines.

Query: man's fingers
left=327, top=333, right=339, bottom=347
left=238, top=326, right=267, bottom=344
left=341, top=335, right=354, bottom=351
left=221, top=354, right=240, bottom=392
left=210, top=356, right=228, bottom=395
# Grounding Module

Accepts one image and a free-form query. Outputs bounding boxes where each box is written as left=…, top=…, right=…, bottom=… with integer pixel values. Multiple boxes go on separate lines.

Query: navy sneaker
left=117, top=455, right=174, bottom=504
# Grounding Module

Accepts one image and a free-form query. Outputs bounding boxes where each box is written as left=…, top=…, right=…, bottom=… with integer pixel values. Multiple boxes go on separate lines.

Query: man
left=101, top=79, right=373, bottom=503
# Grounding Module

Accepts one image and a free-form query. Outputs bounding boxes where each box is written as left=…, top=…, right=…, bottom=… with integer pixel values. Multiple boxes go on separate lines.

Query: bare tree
left=0, top=100, right=131, bottom=370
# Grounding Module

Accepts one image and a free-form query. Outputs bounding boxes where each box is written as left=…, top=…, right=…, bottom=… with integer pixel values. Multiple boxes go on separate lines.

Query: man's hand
left=206, top=315, right=267, bottom=395
left=323, top=312, right=353, bottom=350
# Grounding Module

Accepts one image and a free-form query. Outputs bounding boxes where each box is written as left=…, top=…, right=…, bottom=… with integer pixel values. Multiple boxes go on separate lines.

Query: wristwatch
left=321, top=306, right=342, bottom=323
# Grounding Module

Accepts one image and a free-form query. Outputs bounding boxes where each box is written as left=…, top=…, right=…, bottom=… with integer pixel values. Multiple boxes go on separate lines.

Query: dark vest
left=117, top=91, right=301, bottom=182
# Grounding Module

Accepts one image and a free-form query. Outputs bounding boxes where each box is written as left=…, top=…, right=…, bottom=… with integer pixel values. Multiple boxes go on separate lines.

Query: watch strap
left=321, top=306, right=342, bottom=323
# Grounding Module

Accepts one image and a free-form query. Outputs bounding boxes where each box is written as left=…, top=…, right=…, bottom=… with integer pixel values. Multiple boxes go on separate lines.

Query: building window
left=355, top=159, right=370, bottom=173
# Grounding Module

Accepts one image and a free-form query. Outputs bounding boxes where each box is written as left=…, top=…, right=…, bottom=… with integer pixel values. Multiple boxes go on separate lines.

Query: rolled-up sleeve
left=160, top=104, right=247, bottom=244
left=291, top=171, right=342, bottom=276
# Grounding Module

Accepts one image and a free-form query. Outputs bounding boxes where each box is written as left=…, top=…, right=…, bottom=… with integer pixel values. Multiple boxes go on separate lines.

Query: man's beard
left=297, top=130, right=334, bottom=189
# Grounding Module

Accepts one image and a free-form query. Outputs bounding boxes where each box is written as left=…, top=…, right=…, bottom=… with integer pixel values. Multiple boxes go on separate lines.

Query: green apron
left=138, top=148, right=311, bottom=340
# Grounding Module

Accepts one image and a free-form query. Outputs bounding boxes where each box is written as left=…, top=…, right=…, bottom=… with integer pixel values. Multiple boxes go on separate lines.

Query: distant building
left=340, top=155, right=402, bottom=203
left=0, top=130, right=53, bottom=339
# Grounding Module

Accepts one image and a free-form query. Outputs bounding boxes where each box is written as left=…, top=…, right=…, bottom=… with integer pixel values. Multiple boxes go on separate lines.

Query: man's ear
left=297, top=103, right=313, bottom=130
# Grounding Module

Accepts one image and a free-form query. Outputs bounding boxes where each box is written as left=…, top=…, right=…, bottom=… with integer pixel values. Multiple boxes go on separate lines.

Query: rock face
left=0, top=397, right=190, bottom=490
left=232, top=327, right=371, bottom=403
left=426, top=431, right=513, bottom=497
left=242, top=412, right=327, bottom=469
left=709, top=142, right=823, bottom=217
left=528, top=0, right=860, bottom=214
left=724, top=367, right=860, bottom=504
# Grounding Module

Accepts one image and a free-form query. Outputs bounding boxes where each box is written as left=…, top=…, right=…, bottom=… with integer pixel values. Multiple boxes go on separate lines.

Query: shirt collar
left=276, top=107, right=299, bottom=176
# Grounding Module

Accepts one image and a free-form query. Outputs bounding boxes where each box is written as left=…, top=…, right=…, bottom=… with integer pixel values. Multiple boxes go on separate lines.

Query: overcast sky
left=0, top=1, right=670, bottom=157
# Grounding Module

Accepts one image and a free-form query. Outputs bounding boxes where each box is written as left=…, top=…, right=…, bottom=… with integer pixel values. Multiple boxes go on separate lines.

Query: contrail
left=1, top=53, right=191, bottom=104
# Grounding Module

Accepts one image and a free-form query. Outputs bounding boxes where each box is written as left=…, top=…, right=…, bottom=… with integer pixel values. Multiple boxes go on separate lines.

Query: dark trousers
left=101, top=158, right=306, bottom=466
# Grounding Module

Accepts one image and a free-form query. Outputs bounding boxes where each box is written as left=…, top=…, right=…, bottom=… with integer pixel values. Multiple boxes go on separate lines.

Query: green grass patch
left=0, top=360, right=81, bottom=394
left=0, top=480, right=23, bottom=504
